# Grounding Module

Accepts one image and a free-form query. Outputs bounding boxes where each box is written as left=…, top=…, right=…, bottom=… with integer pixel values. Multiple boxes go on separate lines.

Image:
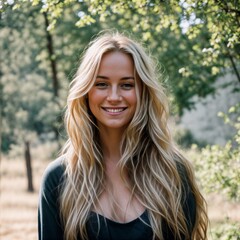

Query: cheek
left=125, top=90, right=138, bottom=107
left=132, top=95, right=138, bottom=107
left=88, top=90, right=102, bottom=105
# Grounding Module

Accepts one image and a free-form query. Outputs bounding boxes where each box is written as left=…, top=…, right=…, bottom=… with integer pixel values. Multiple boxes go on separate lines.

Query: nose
left=107, top=86, right=122, bottom=101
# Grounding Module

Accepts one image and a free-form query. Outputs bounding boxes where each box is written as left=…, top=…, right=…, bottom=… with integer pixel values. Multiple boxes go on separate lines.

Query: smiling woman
left=88, top=51, right=138, bottom=131
left=38, top=32, right=208, bottom=240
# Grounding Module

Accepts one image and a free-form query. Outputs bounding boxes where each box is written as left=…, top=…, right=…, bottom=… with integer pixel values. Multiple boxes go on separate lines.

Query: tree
left=0, top=3, right=60, bottom=191
left=17, top=0, right=239, bottom=114
left=1, top=0, right=239, bottom=146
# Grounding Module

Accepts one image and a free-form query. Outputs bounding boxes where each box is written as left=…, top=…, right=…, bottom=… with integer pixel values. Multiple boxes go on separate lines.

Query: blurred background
left=0, top=0, right=239, bottom=239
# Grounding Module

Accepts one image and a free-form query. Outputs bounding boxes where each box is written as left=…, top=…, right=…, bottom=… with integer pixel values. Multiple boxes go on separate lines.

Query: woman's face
left=88, top=51, right=140, bottom=132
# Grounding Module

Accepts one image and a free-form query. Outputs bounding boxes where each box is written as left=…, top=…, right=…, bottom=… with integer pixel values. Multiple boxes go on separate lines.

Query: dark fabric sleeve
left=161, top=162, right=197, bottom=240
left=182, top=181, right=196, bottom=235
left=178, top=163, right=197, bottom=237
left=38, top=158, right=65, bottom=240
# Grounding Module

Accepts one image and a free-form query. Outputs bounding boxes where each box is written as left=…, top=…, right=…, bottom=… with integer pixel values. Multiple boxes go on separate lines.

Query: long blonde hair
left=60, top=32, right=208, bottom=240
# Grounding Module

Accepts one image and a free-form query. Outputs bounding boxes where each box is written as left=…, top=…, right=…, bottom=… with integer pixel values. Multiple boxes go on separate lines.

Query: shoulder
left=40, top=156, right=66, bottom=193
left=174, top=151, right=193, bottom=187
left=43, top=156, right=65, bottom=177
left=38, top=157, right=66, bottom=239
left=176, top=159, right=193, bottom=197
left=175, top=155, right=197, bottom=230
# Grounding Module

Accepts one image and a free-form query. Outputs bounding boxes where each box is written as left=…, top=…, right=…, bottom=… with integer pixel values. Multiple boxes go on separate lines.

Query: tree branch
left=215, top=0, right=240, bottom=27
left=224, top=42, right=240, bottom=83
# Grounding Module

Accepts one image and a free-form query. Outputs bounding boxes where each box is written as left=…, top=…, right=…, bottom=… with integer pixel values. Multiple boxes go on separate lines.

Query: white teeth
left=105, top=108, right=124, bottom=113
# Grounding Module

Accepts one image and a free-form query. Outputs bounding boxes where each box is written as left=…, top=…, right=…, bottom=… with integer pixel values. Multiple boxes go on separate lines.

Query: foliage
left=0, top=1, right=108, bottom=151
left=210, top=220, right=240, bottom=240
left=1, top=0, right=239, bottom=152
left=2, top=0, right=239, bottom=115
left=0, top=3, right=62, bottom=151
left=190, top=104, right=240, bottom=201
left=185, top=105, right=240, bottom=238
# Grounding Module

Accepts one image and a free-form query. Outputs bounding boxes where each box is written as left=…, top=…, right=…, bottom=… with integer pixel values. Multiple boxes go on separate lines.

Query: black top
left=38, top=157, right=196, bottom=240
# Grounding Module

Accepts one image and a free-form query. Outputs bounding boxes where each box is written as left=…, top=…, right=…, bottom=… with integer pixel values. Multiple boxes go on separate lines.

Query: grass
left=0, top=143, right=239, bottom=239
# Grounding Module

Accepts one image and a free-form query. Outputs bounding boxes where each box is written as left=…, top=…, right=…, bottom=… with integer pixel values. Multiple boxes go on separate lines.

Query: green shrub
left=187, top=104, right=240, bottom=239
left=190, top=104, right=240, bottom=201
left=210, top=221, right=240, bottom=240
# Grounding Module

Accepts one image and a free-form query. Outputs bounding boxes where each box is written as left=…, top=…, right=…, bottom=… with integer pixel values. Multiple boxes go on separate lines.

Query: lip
left=101, top=107, right=127, bottom=114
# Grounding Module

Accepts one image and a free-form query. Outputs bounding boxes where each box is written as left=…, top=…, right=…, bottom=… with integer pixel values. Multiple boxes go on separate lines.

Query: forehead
left=97, top=51, right=134, bottom=74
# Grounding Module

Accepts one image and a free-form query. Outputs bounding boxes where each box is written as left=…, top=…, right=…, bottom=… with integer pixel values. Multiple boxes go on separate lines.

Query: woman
left=38, top=32, right=208, bottom=240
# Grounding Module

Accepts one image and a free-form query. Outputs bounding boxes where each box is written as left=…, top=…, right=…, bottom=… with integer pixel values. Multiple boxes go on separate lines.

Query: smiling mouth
left=102, top=107, right=127, bottom=113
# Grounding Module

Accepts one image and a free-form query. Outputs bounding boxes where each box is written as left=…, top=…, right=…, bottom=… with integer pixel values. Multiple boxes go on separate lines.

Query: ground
left=0, top=148, right=239, bottom=240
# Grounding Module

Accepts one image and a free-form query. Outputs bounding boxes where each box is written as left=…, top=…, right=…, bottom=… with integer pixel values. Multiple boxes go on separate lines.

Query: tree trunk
left=0, top=70, right=2, bottom=164
left=43, top=12, right=63, bottom=144
left=24, top=141, right=34, bottom=192
left=43, top=12, right=59, bottom=97
left=0, top=11, right=2, bottom=164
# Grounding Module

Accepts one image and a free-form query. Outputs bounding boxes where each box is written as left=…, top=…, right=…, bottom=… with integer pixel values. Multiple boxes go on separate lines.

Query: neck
left=99, top=127, right=124, bottom=163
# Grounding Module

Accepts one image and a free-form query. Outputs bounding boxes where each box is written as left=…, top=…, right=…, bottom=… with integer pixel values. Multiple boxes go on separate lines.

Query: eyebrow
left=96, top=75, right=135, bottom=80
